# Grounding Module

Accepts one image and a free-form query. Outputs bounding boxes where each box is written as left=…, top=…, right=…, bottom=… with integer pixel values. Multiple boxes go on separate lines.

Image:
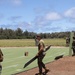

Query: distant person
left=35, top=37, right=39, bottom=46
left=72, top=36, right=75, bottom=56
left=0, top=49, right=3, bottom=75
left=36, top=35, right=49, bottom=75
left=66, top=37, right=70, bottom=46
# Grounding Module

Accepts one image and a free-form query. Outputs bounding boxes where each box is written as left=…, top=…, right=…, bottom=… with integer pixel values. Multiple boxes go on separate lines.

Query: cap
left=73, top=36, right=75, bottom=39
left=36, top=34, right=42, bottom=38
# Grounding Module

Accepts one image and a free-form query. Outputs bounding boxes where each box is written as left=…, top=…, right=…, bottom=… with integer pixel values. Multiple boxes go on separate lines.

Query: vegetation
left=0, top=28, right=73, bottom=39
left=0, top=28, right=71, bottom=47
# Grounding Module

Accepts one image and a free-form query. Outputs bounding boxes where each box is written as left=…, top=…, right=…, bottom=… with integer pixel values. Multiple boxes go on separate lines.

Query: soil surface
left=15, top=56, right=75, bottom=75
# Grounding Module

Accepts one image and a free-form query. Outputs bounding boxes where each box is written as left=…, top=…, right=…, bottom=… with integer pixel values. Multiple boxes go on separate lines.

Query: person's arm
left=0, top=49, right=3, bottom=56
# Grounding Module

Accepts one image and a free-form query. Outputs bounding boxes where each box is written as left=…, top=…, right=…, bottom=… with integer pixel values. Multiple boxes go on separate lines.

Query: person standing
left=72, top=36, right=75, bottom=56
left=36, top=35, right=49, bottom=75
left=35, top=37, right=39, bottom=46
left=66, top=37, right=70, bottom=46
left=0, top=49, right=3, bottom=75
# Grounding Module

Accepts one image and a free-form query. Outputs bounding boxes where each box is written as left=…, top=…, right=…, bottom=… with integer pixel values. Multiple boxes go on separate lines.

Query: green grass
left=0, top=39, right=35, bottom=47
left=1, top=47, right=69, bottom=75
left=44, top=38, right=66, bottom=46
left=0, top=39, right=66, bottom=47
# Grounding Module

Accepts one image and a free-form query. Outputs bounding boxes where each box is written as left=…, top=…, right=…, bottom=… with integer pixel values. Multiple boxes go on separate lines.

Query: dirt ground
left=15, top=56, right=75, bottom=75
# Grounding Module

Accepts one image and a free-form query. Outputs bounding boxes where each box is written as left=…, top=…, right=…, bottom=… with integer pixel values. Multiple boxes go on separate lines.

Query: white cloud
left=11, top=0, right=22, bottom=5
left=45, top=12, right=62, bottom=21
left=64, top=7, right=75, bottom=18
left=0, top=0, right=22, bottom=6
left=33, top=12, right=62, bottom=28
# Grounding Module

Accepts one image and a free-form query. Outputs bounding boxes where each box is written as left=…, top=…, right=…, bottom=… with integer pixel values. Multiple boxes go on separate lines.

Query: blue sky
left=0, top=0, right=75, bottom=33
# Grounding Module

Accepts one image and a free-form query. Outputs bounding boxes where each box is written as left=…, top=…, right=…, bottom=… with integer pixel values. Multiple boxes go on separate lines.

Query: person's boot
left=72, top=53, right=75, bottom=56
left=36, top=73, right=43, bottom=75
left=45, top=68, right=50, bottom=73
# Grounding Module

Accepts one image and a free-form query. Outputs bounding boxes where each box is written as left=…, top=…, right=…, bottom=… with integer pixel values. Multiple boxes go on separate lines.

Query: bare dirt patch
left=15, top=56, right=75, bottom=75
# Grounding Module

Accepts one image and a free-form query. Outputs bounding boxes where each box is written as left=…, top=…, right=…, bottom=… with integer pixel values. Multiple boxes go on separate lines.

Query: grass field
left=1, top=46, right=69, bottom=75
left=0, top=38, right=66, bottom=47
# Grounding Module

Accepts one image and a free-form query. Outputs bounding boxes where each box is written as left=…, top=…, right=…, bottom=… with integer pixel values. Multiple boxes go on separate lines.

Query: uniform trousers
left=37, top=54, right=46, bottom=73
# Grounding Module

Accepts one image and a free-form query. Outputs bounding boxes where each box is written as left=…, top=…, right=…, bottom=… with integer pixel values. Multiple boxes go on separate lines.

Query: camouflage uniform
left=72, top=37, right=75, bottom=56
left=0, top=49, right=3, bottom=75
left=37, top=39, right=46, bottom=74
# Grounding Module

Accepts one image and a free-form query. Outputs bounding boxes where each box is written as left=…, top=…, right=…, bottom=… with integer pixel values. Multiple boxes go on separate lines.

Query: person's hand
left=36, top=53, right=39, bottom=56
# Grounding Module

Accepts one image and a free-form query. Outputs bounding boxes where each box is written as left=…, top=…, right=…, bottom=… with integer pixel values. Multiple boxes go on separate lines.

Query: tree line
left=0, top=28, right=73, bottom=39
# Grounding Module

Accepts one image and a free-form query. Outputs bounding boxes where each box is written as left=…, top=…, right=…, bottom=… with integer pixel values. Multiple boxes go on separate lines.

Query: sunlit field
left=0, top=38, right=66, bottom=47
left=0, top=38, right=68, bottom=75
left=1, top=47, right=69, bottom=75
